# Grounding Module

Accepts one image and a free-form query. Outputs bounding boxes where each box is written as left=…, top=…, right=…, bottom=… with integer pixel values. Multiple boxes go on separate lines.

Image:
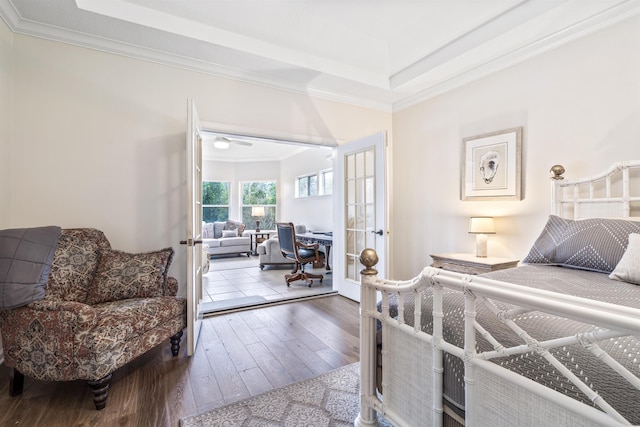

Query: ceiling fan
left=211, top=136, right=253, bottom=149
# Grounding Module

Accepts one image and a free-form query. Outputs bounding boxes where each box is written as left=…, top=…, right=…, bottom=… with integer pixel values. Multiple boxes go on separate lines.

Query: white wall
left=7, top=34, right=391, bottom=292
left=391, top=15, right=640, bottom=279
left=279, top=147, right=334, bottom=231
left=204, top=145, right=333, bottom=230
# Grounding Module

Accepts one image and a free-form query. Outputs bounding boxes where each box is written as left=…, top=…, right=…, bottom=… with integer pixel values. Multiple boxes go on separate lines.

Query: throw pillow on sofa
left=222, top=229, right=238, bottom=238
left=213, top=221, right=226, bottom=238
left=203, top=222, right=214, bottom=238
left=86, top=247, right=174, bottom=304
left=225, top=220, right=246, bottom=235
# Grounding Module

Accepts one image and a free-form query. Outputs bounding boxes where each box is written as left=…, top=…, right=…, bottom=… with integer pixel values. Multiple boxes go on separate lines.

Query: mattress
left=380, top=264, right=640, bottom=423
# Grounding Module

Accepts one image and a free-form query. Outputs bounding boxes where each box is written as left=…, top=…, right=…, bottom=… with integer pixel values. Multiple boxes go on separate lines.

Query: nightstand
left=430, top=253, right=520, bottom=275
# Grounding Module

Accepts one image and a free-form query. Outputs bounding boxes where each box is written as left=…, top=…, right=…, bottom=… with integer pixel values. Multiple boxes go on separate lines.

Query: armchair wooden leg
left=170, top=330, right=184, bottom=357
left=88, top=373, right=112, bottom=410
left=303, top=272, right=324, bottom=287
left=9, top=368, right=24, bottom=396
left=285, top=272, right=304, bottom=286
left=289, top=263, right=300, bottom=274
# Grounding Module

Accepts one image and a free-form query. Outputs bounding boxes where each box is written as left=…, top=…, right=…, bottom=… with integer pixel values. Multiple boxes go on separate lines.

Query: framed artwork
left=461, top=127, right=522, bottom=201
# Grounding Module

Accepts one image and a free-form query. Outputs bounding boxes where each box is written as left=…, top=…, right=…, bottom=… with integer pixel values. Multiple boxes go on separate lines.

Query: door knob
left=179, top=239, right=203, bottom=245
left=371, top=229, right=384, bottom=236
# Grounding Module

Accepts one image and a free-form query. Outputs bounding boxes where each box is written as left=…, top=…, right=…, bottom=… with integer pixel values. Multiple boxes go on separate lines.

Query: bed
left=356, top=161, right=640, bottom=427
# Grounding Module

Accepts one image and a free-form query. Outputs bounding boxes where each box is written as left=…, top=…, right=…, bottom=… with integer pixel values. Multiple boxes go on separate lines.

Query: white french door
left=332, top=132, right=387, bottom=302
left=184, top=99, right=204, bottom=356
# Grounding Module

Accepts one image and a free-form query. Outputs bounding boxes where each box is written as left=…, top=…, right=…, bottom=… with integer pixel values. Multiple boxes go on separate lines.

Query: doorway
left=200, top=127, right=339, bottom=314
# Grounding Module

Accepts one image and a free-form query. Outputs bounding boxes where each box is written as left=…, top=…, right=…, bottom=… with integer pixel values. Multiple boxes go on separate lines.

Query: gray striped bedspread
left=383, top=264, right=640, bottom=423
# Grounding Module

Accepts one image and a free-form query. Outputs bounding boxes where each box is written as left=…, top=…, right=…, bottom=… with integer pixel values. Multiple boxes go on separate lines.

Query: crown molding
left=2, top=0, right=640, bottom=114
left=393, top=1, right=640, bottom=112
left=0, top=0, right=20, bottom=30
left=0, top=5, right=393, bottom=112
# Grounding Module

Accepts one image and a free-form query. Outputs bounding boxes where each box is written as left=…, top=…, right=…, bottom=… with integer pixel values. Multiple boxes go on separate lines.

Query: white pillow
left=609, top=233, right=640, bottom=285
left=222, top=229, right=238, bottom=238
left=203, top=222, right=214, bottom=238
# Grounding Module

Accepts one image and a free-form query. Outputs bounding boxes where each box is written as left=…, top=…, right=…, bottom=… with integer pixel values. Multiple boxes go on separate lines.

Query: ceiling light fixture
left=213, top=138, right=230, bottom=149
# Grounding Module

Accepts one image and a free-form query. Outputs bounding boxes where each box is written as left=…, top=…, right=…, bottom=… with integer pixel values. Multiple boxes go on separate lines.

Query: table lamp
left=251, top=206, right=265, bottom=232
left=469, top=217, right=495, bottom=258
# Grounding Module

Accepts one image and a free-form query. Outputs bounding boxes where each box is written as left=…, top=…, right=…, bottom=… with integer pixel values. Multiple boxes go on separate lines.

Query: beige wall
left=5, top=15, right=640, bottom=289
left=8, top=34, right=391, bottom=289
left=391, top=15, right=640, bottom=279
left=0, top=18, right=12, bottom=228
left=0, top=18, right=9, bottom=361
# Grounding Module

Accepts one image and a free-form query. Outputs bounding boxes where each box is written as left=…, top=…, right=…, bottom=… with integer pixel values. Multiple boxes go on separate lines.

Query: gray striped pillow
left=523, top=215, right=640, bottom=273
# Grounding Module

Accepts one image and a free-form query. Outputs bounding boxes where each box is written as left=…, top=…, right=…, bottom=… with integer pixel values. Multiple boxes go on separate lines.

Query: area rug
left=179, top=362, right=392, bottom=427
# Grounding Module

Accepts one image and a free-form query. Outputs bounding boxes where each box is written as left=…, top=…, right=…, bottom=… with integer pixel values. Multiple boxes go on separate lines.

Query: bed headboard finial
left=550, top=165, right=565, bottom=180
left=359, top=248, right=379, bottom=276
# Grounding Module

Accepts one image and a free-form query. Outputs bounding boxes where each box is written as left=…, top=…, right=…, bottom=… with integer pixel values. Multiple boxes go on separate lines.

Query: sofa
left=257, top=236, right=295, bottom=269
left=256, top=225, right=310, bottom=269
left=202, top=220, right=251, bottom=257
left=0, top=228, right=186, bottom=410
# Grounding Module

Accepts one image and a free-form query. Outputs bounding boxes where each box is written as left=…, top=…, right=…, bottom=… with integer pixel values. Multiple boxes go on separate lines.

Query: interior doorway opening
left=200, top=128, right=339, bottom=314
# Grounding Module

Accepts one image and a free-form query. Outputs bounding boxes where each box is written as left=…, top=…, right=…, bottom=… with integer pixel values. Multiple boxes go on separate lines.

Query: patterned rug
left=179, top=363, right=392, bottom=427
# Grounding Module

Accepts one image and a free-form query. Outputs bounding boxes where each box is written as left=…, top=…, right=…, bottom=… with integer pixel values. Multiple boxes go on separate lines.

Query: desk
left=296, top=232, right=332, bottom=271
left=247, top=230, right=276, bottom=255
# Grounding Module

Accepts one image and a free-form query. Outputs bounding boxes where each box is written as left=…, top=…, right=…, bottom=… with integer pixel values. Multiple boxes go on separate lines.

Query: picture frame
left=461, top=127, right=522, bottom=201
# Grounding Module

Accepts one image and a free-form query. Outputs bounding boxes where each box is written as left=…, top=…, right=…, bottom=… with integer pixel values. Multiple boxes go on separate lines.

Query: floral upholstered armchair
left=0, top=228, right=187, bottom=410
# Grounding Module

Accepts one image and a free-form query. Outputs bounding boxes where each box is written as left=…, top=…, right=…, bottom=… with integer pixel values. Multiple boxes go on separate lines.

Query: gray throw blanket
left=0, top=226, right=61, bottom=309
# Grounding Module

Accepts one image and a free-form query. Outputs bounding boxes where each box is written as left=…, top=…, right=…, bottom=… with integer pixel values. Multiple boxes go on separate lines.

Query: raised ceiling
left=1, top=0, right=639, bottom=111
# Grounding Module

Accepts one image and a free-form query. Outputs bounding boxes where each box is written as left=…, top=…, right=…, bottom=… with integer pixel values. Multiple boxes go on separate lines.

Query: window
left=241, top=181, right=277, bottom=230
left=202, top=181, right=230, bottom=222
left=320, top=168, right=333, bottom=195
left=296, top=169, right=332, bottom=197
left=296, top=174, right=318, bottom=197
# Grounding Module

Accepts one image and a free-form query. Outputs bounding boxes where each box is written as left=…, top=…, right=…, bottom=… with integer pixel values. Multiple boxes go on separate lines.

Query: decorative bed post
left=355, top=248, right=381, bottom=427
left=549, top=164, right=565, bottom=216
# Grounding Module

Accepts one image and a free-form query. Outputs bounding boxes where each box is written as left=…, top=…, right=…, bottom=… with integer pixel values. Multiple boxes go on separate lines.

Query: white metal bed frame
left=356, top=161, right=640, bottom=427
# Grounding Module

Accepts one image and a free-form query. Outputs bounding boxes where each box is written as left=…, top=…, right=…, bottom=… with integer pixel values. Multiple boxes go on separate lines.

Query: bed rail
left=355, top=251, right=640, bottom=427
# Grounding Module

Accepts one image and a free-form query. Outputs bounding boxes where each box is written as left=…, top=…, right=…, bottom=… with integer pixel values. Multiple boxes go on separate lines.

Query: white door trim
left=332, top=131, right=387, bottom=302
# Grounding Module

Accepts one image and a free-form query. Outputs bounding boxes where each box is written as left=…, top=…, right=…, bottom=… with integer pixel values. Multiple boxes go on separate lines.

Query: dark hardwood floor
left=0, top=295, right=360, bottom=427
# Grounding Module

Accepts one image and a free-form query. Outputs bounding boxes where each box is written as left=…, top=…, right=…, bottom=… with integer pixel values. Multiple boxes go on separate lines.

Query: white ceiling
left=2, top=0, right=639, bottom=112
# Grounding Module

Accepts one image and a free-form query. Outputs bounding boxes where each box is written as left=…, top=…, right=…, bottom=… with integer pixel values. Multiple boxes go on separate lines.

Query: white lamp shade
left=251, top=206, right=265, bottom=217
left=468, top=217, right=495, bottom=234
